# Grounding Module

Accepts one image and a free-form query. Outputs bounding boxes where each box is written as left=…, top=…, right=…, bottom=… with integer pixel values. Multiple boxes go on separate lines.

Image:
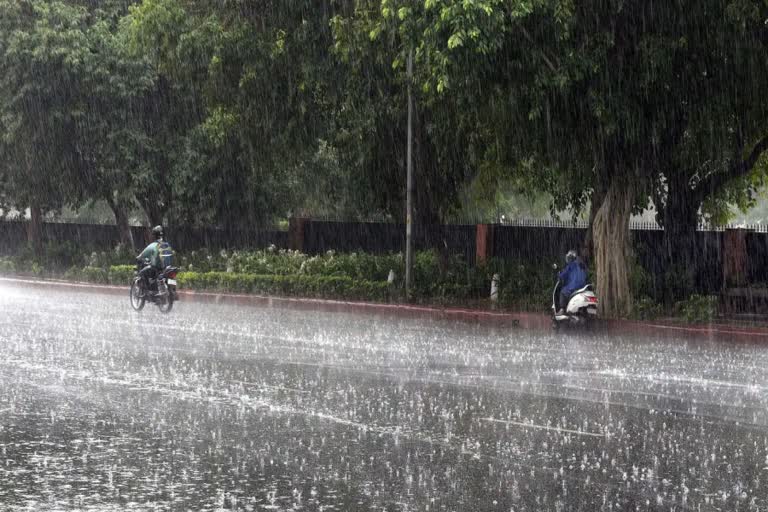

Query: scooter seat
left=573, top=284, right=594, bottom=294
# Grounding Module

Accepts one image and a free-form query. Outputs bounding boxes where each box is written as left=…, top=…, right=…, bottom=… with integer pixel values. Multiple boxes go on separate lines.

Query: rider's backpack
left=158, top=240, right=174, bottom=268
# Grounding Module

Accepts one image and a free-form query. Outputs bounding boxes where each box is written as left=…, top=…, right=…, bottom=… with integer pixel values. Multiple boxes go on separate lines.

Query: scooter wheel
left=552, top=320, right=560, bottom=331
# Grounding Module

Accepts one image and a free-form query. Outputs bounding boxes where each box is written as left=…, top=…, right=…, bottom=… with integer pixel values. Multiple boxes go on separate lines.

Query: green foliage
left=61, top=264, right=133, bottom=284
left=0, top=258, right=16, bottom=273
left=124, top=0, right=346, bottom=225
left=87, top=245, right=141, bottom=269
left=0, top=0, right=90, bottom=213
left=675, top=295, right=719, bottom=324
left=108, top=265, right=136, bottom=284
left=631, top=297, right=664, bottom=321
left=491, top=261, right=555, bottom=311
left=178, top=248, right=403, bottom=282
left=3, top=242, right=78, bottom=274
left=328, top=0, right=505, bottom=224
left=629, top=255, right=654, bottom=301
left=1, top=240, right=135, bottom=274
left=80, top=266, right=110, bottom=284
left=176, top=272, right=390, bottom=302
left=176, top=248, right=551, bottom=308
left=660, top=263, right=694, bottom=305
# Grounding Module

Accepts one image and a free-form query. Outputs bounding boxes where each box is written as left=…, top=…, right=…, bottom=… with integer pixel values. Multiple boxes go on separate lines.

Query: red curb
left=602, top=318, right=768, bottom=342
left=1, top=277, right=767, bottom=341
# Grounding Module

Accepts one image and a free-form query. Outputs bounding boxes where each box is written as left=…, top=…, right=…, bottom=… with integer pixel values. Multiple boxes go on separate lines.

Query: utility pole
left=405, top=49, right=414, bottom=298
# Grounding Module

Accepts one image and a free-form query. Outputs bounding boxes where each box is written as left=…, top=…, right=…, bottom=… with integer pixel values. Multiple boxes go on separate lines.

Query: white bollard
left=490, top=273, right=500, bottom=305
left=386, top=270, right=397, bottom=302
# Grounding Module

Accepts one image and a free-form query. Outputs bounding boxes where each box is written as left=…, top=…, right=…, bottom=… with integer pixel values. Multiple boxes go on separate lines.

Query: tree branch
left=518, top=26, right=558, bottom=74
left=695, top=134, right=768, bottom=200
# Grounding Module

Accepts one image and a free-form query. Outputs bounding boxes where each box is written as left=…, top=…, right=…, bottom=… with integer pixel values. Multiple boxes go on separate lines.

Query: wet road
left=0, top=282, right=767, bottom=511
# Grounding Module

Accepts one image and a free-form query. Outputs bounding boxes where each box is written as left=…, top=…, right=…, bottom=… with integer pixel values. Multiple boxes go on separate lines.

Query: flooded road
left=0, top=282, right=766, bottom=511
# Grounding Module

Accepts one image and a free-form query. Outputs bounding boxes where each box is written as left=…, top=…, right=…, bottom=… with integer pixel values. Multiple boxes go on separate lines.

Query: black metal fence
left=747, top=233, right=768, bottom=285
left=0, top=222, right=130, bottom=252
left=303, top=221, right=477, bottom=263
left=168, top=227, right=287, bottom=252
left=0, top=221, right=287, bottom=254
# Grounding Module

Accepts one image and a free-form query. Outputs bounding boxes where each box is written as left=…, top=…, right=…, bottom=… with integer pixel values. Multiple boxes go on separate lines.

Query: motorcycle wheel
left=157, top=296, right=174, bottom=314
left=130, top=278, right=146, bottom=311
left=156, top=282, right=173, bottom=314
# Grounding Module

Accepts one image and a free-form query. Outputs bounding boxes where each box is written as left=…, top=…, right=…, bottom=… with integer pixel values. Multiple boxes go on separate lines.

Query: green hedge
left=0, top=249, right=555, bottom=308
left=675, top=294, right=718, bottom=324
left=177, top=271, right=389, bottom=301
left=1, top=242, right=136, bottom=274
left=63, top=265, right=135, bottom=285
left=179, top=248, right=402, bottom=281
left=1, top=243, right=553, bottom=307
left=0, top=258, right=16, bottom=273
left=56, top=265, right=391, bottom=302
left=175, top=249, right=556, bottom=308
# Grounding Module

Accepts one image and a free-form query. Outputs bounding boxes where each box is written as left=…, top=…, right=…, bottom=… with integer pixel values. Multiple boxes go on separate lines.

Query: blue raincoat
left=559, top=260, right=588, bottom=296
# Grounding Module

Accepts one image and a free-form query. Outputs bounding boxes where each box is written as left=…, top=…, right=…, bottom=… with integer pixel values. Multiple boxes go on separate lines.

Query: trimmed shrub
left=108, top=265, right=135, bottom=285
left=80, top=267, right=109, bottom=284
left=675, top=294, right=718, bottom=324
left=0, top=258, right=16, bottom=273
left=175, top=271, right=389, bottom=301
left=632, top=297, right=664, bottom=320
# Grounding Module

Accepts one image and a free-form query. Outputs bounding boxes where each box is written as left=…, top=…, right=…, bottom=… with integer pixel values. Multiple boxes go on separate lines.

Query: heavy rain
left=1, top=283, right=767, bottom=511
left=1, top=0, right=768, bottom=511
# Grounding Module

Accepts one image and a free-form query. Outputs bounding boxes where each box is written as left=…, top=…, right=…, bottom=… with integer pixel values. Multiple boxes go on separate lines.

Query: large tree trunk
left=115, top=208, right=135, bottom=250
left=106, top=195, right=135, bottom=250
left=661, top=174, right=700, bottom=303
left=592, top=180, right=634, bottom=318
left=583, top=186, right=606, bottom=268
left=27, top=205, right=43, bottom=258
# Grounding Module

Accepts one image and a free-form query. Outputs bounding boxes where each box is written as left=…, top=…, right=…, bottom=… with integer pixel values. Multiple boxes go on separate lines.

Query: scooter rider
left=136, top=225, right=168, bottom=294
left=557, top=249, right=587, bottom=315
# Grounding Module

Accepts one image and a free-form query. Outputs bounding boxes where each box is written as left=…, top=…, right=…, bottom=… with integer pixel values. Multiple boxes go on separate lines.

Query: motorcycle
left=551, top=263, right=598, bottom=329
left=130, top=261, right=179, bottom=313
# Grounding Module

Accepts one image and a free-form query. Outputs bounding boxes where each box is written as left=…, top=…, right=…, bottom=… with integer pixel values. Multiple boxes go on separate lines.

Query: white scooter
left=551, top=264, right=599, bottom=329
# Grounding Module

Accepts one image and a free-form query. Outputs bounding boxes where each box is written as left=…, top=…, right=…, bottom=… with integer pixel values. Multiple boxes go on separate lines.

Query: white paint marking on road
left=229, top=380, right=312, bottom=394
left=479, top=417, right=607, bottom=438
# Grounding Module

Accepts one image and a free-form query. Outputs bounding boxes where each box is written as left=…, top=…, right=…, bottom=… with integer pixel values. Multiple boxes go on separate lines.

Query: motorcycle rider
left=136, top=225, right=172, bottom=294
left=556, top=249, right=587, bottom=315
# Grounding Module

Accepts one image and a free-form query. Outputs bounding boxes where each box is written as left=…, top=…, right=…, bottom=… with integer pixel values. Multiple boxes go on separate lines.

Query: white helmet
left=565, top=250, right=577, bottom=263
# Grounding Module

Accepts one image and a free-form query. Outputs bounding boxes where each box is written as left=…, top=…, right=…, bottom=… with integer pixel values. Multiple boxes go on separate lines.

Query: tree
left=124, top=0, right=349, bottom=228
left=327, top=0, right=512, bottom=261
left=385, top=0, right=768, bottom=315
left=640, top=0, right=768, bottom=301
left=0, top=0, right=95, bottom=253
left=69, top=5, right=155, bottom=247
left=0, top=0, right=149, bottom=250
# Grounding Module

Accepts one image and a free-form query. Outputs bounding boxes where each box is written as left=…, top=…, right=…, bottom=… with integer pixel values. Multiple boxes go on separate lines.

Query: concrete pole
left=405, top=49, right=414, bottom=298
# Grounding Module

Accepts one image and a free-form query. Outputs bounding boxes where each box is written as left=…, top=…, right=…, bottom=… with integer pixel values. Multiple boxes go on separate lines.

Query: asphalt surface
left=0, top=282, right=766, bottom=511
